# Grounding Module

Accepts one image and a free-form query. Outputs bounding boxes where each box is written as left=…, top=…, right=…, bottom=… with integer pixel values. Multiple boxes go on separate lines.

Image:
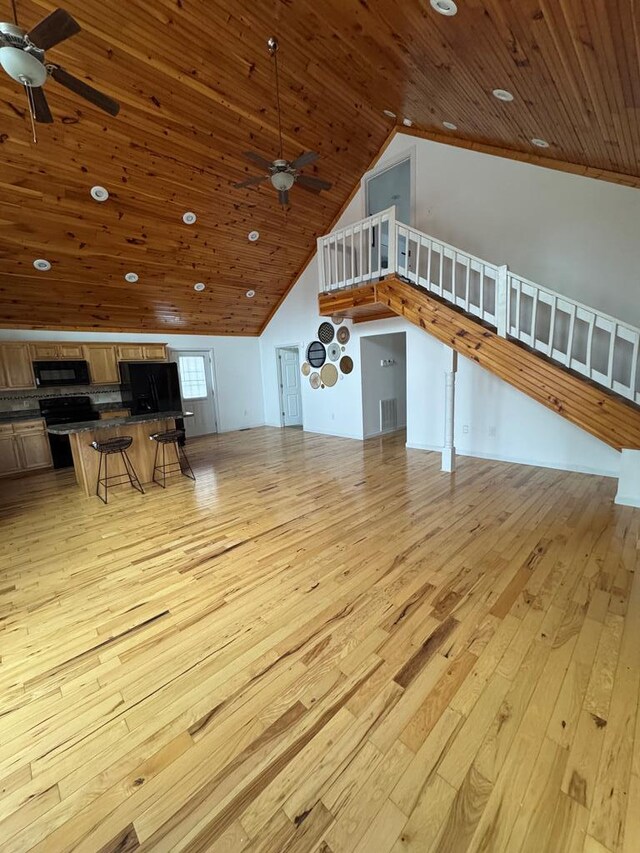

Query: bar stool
left=91, top=436, right=144, bottom=504
left=149, top=428, right=196, bottom=488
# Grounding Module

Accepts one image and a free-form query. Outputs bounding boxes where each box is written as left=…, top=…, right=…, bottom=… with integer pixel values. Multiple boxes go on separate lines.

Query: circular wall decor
left=340, top=355, right=354, bottom=375
left=320, top=363, right=338, bottom=387
left=301, top=362, right=311, bottom=376
left=331, top=314, right=344, bottom=325
left=318, top=322, right=335, bottom=344
left=306, top=340, right=326, bottom=368
left=327, top=342, right=341, bottom=362
left=309, top=372, right=321, bottom=389
left=336, top=326, right=350, bottom=345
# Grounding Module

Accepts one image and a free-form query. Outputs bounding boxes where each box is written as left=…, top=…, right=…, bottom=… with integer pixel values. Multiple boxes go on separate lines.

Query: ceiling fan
left=0, top=3, right=120, bottom=140
left=234, top=37, right=333, bottom=207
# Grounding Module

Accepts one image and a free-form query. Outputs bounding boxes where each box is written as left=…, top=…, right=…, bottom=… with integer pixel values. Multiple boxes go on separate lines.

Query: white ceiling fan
left=0, top=3, right=120, bottom=140
left=234, top=37, right=333, bottom=207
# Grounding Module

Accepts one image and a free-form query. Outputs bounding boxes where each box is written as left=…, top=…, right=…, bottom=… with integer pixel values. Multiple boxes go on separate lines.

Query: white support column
left=442, top=346, right=458, bottom=473
left=615, top=449, right=640, bottom=507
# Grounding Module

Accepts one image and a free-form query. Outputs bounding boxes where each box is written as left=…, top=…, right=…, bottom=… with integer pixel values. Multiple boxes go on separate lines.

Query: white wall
left=360, top=332, right=407, bottom=438
left=260, top=131, right=631, bottom=476
left=0, top=329, right=264, bottom=433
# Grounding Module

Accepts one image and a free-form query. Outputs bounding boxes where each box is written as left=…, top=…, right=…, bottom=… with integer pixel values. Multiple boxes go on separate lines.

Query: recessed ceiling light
left=531, top=137, right=550, bottom=148
left=194, top=282, right=205, bottom=292
left=443, top=121, right=457, bottom=130
left=383, top=109, right=396, bottom=119
left=402, top=118, right=413, bottom=127
left=124, top=272, right=138, bottom=283
left=183, top=212, right=197, bottom=225
left=492, top=88, right=514, bottom=102
left=430, top=0, right=458, bottom=15
left=90, top=185, right=109, bottom=202
left=248, top=230, right=260, bottom=242
left=246, top=289, right=256, bottom=298
left=33, top=259, right=51, bottom=271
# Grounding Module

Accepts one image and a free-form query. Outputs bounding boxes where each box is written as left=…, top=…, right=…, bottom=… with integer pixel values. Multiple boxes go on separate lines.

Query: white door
left=277, top=348, right=303, bottom=426
left=171, top=350, right=217, bottom=438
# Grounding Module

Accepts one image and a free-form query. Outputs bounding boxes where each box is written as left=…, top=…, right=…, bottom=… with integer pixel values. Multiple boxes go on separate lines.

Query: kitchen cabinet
left=31, top=342, right=85, bottom=360
left=0, top=419, right=52, bottom=476
left=116, top=345, right=145, bottom=361
left=99, top=409, right=130, bottom=419
left=143, top=345, right=167, bottom=360
left=0, top=344, right=36, bottom=389
left=58, top=343, right=84, bottom=359
left=83, top=345, right=120, bottom=385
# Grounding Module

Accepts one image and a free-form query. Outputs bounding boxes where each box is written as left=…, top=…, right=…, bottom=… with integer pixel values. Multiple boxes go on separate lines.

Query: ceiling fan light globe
left=270, top=171, right=295, bottom=191
left=0, top=45, right=47, bottom=86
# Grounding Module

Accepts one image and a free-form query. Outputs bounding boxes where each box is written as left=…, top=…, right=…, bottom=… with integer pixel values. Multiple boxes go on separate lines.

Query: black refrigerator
left=119, top=361, right=185, bottom=439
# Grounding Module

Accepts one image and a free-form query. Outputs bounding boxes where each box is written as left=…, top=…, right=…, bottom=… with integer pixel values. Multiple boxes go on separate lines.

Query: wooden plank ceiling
left=0, top=0, right=638, bottom=336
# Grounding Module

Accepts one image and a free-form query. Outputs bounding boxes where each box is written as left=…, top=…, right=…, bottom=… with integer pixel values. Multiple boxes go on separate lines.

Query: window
left=178, top=355, right=207, bottom=399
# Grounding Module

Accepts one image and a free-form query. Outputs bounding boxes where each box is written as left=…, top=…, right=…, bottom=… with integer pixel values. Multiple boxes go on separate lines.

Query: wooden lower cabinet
left=99, top=410, right=130, bottom=419
left=0, top=434, right=22, bottom=475
left=83, top=345, right=120, bottom=385
left=0, top=420, right=53, bottom=476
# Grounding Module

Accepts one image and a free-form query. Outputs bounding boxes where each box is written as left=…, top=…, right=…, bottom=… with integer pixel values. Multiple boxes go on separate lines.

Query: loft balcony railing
left=317, top=207, right=640, bottom=405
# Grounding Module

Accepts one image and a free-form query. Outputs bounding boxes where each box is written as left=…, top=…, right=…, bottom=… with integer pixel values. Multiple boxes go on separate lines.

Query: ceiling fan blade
left=49, top=65, right=120, bottom=116
left=296, top=174, right=333, bottom=192
left=243, top=151, right=274, bottom=171
left=290, top=151, right=319, bottom=170
left=278, top=189, right=290, bottom=206
left=234, top=175, right=268, bottom=189
left=27, top=8, right=81, bottom=51
left=30, top=86, right=53, bottom=123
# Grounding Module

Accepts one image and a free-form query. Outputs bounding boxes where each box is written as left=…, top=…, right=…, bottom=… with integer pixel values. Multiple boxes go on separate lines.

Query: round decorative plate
left=327, top=342, right=341, bottom=362
left=318, top=322, right=335, bottom=344
left=309, top=372, right=321, bottom=389
left=331, top=314, right=344, bottom=325
left=339, top=355, right=354, bottom=375
left=306, top=340, right=326, bottom=368
left=336, top=326, right=350, bottom=345
left=320, top=363, right=338, bottom=387
left=301, top=362, right=311, bottom=376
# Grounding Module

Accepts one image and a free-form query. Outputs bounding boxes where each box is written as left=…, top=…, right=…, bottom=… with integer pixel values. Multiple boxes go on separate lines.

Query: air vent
left=380, top=398, right=398, bottom=432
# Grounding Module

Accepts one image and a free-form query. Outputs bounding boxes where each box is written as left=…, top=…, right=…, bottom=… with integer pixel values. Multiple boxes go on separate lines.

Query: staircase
left=316, top=207, right=640, bottom=452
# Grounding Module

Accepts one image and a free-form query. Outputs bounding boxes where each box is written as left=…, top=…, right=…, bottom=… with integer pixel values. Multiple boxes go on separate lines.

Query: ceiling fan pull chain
left=23, top=82, right=37, bottom=143
left=269, top=37, right=284, bottom=160
left=11, top=0, right=19, bottom=26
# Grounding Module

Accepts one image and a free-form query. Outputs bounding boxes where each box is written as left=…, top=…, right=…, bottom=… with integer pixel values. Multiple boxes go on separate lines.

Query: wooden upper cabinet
left=58, top=343, right=84, bottom=359
left=30, top=343, right=58, bottom=359
left=0, top=344, right=36, bottom=389
left=83, top=345, right=120, bottom=385
left=116, top=345, right=144, bottom=361
left=143, top=345, right=167, bottom=361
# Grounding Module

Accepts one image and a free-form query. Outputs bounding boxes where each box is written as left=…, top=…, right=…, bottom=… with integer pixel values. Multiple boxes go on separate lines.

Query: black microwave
left=33, top=360, right=91, bottom=387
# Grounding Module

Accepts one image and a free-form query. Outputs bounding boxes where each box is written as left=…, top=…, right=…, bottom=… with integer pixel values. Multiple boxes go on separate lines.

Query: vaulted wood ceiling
left=0, top=0, right=638, bottom=336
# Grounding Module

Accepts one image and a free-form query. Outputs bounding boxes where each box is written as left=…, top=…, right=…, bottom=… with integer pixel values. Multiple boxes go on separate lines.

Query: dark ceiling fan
left=0, top=3, right=120, bottom=140
left=234, top=37, right=333, bottom=207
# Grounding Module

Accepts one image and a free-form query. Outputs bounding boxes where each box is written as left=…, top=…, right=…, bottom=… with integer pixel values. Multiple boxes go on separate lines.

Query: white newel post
left=442, top=346, right=458, bottom=473
left=496, top=265, right=508, bottom=338
left=317, top=237, right=326, bottom=292
left=387, top=206, right=397, bottom=276
left=615, top=449, right=640, bottom=507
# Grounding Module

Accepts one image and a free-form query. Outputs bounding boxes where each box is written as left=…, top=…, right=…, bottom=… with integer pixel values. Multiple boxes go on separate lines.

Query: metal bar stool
left=91, top=436, right=145, bottom=504
left=150, top=428, right=195, bottom=488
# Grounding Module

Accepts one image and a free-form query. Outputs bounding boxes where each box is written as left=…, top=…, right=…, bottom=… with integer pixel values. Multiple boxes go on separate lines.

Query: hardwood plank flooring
left=0, top=427, right=638, bottom=852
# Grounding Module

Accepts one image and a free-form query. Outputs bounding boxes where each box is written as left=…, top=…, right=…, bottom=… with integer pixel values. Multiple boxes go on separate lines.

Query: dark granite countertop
left=47, top=411, right=193, bottom=435
left=0, top=409, right=43, bottom=424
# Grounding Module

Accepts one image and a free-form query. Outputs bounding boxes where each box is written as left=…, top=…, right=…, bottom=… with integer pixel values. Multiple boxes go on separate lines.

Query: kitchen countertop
left=0, top=409, right=42, bottom=424
left=46, top=411, right=192, bottom=435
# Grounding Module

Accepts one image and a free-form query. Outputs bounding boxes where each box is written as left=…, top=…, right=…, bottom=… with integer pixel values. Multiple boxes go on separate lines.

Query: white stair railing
left=317, top=209, right=640, bottom=404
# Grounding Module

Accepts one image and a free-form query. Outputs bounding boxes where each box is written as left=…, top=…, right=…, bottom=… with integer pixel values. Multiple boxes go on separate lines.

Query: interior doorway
left=360, top=332, right=407, bottom=439
left=365, top=156, right=412, bottom=269
left=276, top=346, right=303, bottom=427
left=171, top=349, right=218, bottom=438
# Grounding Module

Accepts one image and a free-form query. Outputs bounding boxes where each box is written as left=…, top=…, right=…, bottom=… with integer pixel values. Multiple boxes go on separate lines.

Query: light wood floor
left=1, top=428, right=639, bottom=853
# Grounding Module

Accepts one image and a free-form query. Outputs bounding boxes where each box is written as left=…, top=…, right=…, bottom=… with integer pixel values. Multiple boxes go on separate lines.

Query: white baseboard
left=405, top=441, right=618, bottom=478
left=304, top=426, right=363, bottom=441
left=364, top=425, right=406, bottom=440
left=218, top=421, right=266, bottom=433
left=615, top=493, right=640, bottom=507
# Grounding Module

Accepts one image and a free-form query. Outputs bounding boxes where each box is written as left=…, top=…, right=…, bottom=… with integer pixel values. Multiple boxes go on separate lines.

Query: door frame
left=275, top=343, right=304, bottom=428
left=169, top=347, right=220, bottom=435
left=362, top=145, right=417, bottom=226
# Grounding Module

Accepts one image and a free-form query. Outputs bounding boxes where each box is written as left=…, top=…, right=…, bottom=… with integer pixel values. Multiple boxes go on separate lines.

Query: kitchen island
left=47, top=411, right=193, bottom=497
